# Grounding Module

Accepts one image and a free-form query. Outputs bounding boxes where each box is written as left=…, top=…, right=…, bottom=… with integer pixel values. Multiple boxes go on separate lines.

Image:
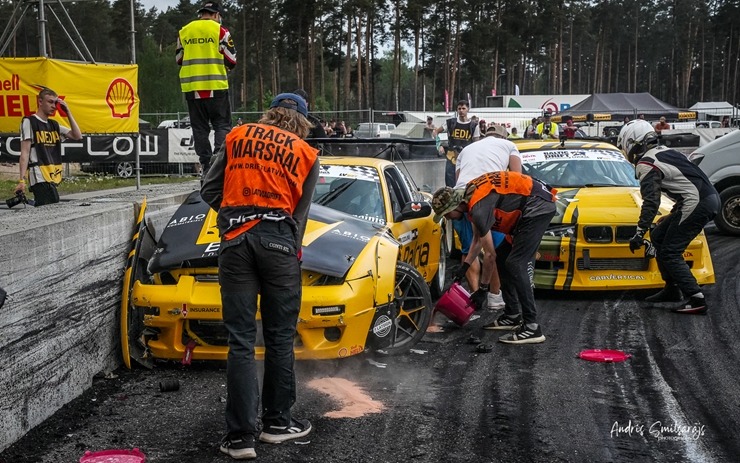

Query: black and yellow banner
left=0, top=57, right=139, bottom=133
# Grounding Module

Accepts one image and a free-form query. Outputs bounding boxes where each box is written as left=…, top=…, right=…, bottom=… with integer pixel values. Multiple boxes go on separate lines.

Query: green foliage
left=0, top=0, right=737, bottom=113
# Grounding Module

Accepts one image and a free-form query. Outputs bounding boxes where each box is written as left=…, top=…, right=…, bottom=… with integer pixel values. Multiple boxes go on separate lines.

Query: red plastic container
left=434, top=283, right=474, bottom=326
left=80, top=448, right=146, bottom=463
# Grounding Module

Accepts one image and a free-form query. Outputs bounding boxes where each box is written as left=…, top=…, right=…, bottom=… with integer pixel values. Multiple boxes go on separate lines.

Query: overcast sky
left=140, top=0, right=179, bottom=13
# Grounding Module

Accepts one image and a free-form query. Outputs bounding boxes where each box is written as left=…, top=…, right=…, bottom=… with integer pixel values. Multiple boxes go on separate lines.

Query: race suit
left=635, top=146, right=719, bottom=296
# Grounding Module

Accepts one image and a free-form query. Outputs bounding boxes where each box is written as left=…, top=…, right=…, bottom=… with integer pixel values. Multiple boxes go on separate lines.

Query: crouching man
left=432, top=171, right=556, bottom=344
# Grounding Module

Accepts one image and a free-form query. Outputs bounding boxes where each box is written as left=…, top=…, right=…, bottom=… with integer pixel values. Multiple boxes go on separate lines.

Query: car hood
left=148, top=192, right=388, bottom=279
left=553, top=187, right=672, bottom=224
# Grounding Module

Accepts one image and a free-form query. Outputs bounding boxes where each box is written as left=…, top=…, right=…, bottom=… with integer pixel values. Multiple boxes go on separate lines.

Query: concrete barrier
left=0, top=182, right=199, bottom=452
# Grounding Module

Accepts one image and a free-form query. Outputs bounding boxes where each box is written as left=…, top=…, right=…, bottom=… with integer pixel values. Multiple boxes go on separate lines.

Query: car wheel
left=430, top=230, right=448, bottom=300
left=715, top=185, right=740, bottom=236
left=116, top=162, right=134, bottom=178
left=374, top=261, right=433, bottom=355
left=606, top=127, right=620, bottom=137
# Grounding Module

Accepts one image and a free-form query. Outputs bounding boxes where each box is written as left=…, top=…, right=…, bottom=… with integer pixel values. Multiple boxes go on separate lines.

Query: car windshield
left=312, top=164, right=386, bottom=224
left=520, top=148, right=639, bottom=188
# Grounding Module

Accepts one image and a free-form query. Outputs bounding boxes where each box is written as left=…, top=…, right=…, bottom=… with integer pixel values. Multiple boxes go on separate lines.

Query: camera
left=543, top=124, right=551, bottom=135
left=6, top=190, right=28, bottom=208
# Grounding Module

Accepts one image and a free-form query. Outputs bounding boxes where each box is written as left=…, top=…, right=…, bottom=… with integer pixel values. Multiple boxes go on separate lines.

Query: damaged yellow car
left=121, top=157, right=445, bottom=368
left=516, top=139, right=715, bottom=290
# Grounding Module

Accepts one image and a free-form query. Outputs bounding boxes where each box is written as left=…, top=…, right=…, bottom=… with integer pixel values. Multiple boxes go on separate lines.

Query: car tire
left=374, top=261, right=433, bottom=356
left=430, top=229, right=448, bottom=300
left=714, top=185, right=740, bottom=236
left=606, top=127, right=620, bottom=137
left=116, top=162, right=134, bottom=178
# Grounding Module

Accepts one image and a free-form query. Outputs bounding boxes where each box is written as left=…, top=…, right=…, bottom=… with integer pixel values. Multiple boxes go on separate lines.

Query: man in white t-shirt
left=454, top=124, right=522, bottom=310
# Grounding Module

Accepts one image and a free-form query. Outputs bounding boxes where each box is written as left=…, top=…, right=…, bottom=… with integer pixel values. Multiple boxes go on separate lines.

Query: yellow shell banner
left=0, top=57, right=139, bottom=134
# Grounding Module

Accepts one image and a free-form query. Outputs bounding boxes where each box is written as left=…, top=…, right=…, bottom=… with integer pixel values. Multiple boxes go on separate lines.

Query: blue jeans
left=218, top=220, right=301, bottom=437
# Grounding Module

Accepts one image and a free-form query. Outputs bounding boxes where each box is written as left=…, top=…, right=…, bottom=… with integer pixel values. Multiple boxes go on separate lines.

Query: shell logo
left=105, top=78, right=135, bottom=118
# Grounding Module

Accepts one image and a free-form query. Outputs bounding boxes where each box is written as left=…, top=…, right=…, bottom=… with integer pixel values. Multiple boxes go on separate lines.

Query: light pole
left=495, top=73, right=506, bottom=96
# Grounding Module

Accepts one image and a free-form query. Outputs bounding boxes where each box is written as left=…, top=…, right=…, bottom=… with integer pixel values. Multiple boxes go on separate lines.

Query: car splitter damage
left=121, top=192, right=433, bottom=368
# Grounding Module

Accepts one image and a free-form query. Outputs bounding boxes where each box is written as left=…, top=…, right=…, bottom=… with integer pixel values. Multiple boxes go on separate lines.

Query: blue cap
left=270, top=93, right=308, bottom=117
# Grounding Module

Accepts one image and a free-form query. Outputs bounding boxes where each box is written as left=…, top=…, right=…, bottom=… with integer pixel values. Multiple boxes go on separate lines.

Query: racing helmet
left=617, top=119, right=658, bottom=164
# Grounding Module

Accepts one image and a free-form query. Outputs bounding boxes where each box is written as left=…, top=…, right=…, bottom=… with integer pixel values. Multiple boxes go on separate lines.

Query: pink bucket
left=435, top=283, right=474, bottom=326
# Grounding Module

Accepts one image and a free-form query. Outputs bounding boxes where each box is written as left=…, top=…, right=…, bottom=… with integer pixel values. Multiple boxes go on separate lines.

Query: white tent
left=689, top=101, right=740, bottom=120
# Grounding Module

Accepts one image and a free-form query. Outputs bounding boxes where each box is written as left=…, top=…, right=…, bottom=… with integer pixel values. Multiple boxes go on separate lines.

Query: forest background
left=1, top=0, right=739, bottom=116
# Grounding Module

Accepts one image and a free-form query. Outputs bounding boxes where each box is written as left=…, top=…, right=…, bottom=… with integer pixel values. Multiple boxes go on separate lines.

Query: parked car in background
left=80, top=161, right=198, bottom=177
left=355, top=122, right=396, bottom=138
left=512, top=138, right=715, bottom=290
left=157, top=116, right=191, bottom=129
left=688, top=129, right=740, bottom=235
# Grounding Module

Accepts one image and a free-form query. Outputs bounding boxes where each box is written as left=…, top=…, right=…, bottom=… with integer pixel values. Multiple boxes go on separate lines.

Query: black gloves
left=470, top=288, right=488, bottom=312
left=453, top=262, right=470, bottom=283
left=629, top=228, right=646, bottom=253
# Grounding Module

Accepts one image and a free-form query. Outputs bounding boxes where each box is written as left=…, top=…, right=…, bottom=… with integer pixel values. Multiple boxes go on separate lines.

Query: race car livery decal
left=397, top=228, right=419, bottom=245
left=318, top=164, right=380, bottom=182
left=521, top=148, right=624, bottom=164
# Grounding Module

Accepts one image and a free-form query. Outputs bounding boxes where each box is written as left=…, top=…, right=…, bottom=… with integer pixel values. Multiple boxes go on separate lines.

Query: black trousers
left=498, top=205, right=556, bottom=325
left=186, top=93, right=232, bottom=169
left=30, top=182, right=59, bottom=206
left=650, top=194, right=719, bottom=296
left=218, top=221, right=301, bottom=437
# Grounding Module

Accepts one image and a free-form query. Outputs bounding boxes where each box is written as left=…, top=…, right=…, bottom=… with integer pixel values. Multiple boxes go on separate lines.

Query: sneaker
left=499, top=324, right=546, bottom=344
left=671, top=296, right=708, bottom=315
left=220, top=434, right=256, bottom=460
left=645, top=285, right=684, bottom=304
left=259, top=418, right=312, bottom=444
left=487, top=291, right=505, bottom=310
left=482, top=313, right=522, bottom=330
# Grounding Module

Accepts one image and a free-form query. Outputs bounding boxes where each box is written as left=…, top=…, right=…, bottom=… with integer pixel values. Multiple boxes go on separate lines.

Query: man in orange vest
left=201, top=93, right=319, bottom=460
left=432, top=171, right=556, bottom=344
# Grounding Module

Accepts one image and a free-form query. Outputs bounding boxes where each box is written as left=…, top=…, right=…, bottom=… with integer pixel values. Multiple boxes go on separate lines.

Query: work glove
left=629, top=227, right=646, bottom=253
left=470, top=288, right=488, bottom=312
left=453, top=262, right=470, bottom=283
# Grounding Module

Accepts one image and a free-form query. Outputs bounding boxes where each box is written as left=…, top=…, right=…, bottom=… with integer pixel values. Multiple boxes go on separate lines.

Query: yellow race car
left=121, top=157, right=445, bottom=368
left=515, top=139, right=715, bottom=290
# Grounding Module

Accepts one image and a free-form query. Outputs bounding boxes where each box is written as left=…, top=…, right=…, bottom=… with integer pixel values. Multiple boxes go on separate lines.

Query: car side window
left=384, top=167, right=411, bottom=217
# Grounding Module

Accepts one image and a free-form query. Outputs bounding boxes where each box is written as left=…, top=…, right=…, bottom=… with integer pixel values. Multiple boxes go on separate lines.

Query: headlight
left=543, top=224, right=576, bottom=238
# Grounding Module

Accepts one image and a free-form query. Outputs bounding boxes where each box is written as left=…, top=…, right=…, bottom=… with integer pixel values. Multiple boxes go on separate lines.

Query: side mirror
left=395, top=201, right=432, bottom=222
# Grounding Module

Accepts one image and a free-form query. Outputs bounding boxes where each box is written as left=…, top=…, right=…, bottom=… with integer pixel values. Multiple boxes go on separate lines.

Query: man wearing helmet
left=617, top=120, right=720, bottom=314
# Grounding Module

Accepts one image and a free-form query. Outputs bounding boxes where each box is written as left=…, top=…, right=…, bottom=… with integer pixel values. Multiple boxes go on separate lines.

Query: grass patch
left=1, top=174, right=196, bottom=201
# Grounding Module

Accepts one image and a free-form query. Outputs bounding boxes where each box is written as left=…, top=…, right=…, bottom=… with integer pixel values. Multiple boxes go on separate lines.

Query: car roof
left=318, top=156, right=396, bottom=170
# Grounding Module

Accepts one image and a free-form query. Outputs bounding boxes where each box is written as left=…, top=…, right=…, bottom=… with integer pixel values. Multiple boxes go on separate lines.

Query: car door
left=383, top=166, right=435, bottom=278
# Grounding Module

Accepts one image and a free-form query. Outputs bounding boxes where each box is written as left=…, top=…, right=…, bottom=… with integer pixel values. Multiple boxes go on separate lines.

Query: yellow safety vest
left=178, top=20, right=228, bottom=93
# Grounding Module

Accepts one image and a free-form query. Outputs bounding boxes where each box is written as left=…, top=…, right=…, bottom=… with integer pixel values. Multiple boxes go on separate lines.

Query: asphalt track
left=1, top=226, right=738, bottom=463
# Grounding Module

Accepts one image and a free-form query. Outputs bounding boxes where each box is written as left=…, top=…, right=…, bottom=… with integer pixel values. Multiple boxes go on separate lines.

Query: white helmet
left=617, top=119, right=657, bottom=163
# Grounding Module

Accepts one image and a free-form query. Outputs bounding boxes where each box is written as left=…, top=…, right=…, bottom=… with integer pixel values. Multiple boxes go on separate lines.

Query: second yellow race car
left=516, top=138, right=715, bottom=290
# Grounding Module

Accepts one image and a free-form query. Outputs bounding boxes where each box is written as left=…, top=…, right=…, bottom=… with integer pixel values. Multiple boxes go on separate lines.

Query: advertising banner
left=167, top=128, right=209, bottom=163
left=0, top=57, right=139, bottom=134
left=0, top=129, right=167, bottom=163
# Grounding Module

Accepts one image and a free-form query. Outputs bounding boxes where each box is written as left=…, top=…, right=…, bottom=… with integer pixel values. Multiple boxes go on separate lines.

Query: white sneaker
left=487, top=291, right=505, bottom=310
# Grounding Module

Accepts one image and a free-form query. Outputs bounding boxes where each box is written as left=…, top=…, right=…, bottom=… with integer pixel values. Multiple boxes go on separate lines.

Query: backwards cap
left=270, top=93, right=308, bottom=117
